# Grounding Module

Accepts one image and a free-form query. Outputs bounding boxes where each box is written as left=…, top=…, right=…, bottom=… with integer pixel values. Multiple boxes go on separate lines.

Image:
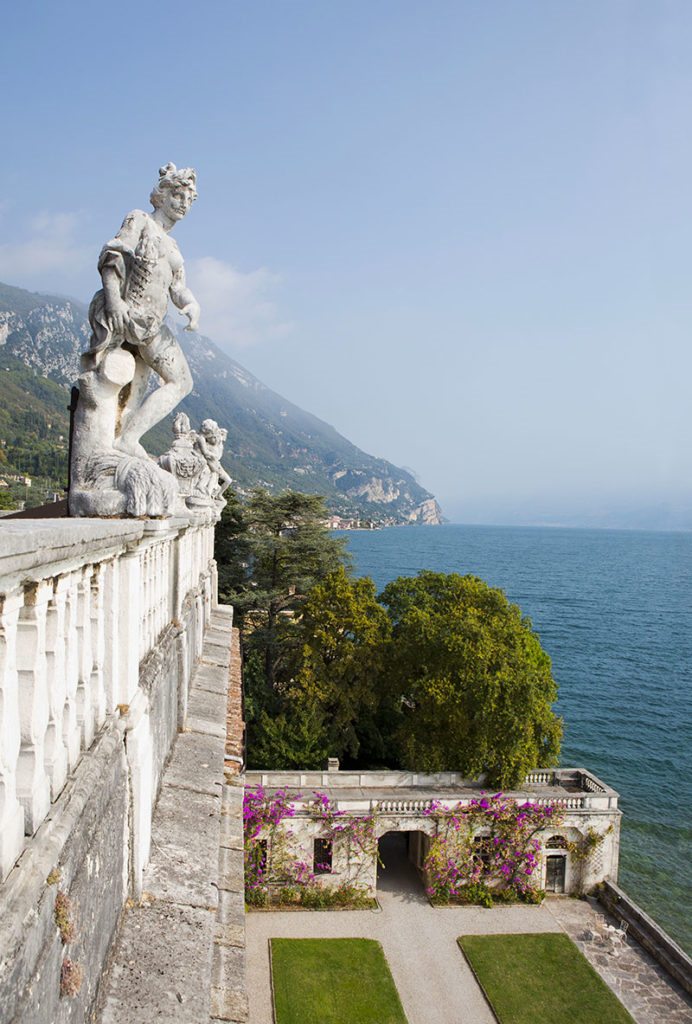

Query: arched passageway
left=377, top=831, right=428, bottom=899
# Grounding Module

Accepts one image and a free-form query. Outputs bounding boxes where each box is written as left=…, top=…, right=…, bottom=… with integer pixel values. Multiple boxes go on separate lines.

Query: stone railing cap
left=0, top=519, right=147, bottom=590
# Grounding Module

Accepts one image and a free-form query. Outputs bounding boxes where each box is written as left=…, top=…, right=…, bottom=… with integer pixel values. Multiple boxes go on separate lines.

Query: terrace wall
left=0, top=515, right=219, bottom=1023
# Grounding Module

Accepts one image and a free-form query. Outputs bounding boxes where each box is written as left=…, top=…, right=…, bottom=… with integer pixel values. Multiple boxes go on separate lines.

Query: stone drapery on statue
left=68, top=163, right=215, bottom=517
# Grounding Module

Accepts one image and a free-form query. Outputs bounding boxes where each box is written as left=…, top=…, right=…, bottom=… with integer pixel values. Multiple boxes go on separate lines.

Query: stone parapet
left=0, top=514, right=216, bottom=883
left=0, top=514, right=225, bottom=1023
left=245, top=766, right=620, bottom=813
left=598, top=880, right=692, bottom=995
left=94, top=608, right=248, bottom=1024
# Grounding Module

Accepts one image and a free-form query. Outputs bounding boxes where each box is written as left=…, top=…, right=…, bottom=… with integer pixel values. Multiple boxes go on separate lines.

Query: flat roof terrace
left=244, top=768, right=620, bottom=813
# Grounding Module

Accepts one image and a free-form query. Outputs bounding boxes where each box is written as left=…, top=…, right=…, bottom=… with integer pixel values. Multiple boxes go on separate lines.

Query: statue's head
left=150, top=163, right=197, bottom=222
left=200, top=418, right=218, bottom=438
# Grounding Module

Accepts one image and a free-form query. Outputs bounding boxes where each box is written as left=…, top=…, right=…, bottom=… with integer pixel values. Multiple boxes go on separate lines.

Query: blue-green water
left=338, top=524, right=692, bottom=953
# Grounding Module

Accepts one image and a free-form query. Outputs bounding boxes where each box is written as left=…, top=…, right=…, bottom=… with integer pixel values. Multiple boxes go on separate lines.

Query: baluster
left=44, top=576, right=70, bottom=799
left=154, top=543, right=162, bottom=639
left=0, top=591, right=25, bottom=878
left=90, top=565, right=106, bottom=728
left=141, top=548, right=150, bottom=658
left=153, top=544, right=159, bottom=638
left=76, top=567, right=95, bottom=750
left=117, top=549, right=142, bottom=706
left=63, top=574, right=81, bottom=769
left=15, top=580, right=52, bottom=833
left=102, top=557, right=120, bottom=713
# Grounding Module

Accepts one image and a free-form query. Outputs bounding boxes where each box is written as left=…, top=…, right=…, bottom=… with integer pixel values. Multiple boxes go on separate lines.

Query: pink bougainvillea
left=243, top=787, right=376, bottom=906
left=423, top=793, right=561, bottom=903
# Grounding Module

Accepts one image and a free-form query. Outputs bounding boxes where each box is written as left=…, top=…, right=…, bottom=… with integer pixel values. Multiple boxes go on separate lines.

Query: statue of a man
left=86, top=162, right=199, bottom=456
left=69, top=163, right=203, bottom=518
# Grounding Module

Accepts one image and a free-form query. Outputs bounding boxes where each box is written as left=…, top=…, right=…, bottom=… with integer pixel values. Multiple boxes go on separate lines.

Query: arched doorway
left=544, top=834, right=568, bottom=893
left=377, top=830, right=429, bottom=897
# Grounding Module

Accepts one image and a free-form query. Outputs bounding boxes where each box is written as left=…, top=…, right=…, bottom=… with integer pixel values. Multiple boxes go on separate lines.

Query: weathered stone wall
left=598, top=880, right=692, bottom=995
left=0, top=725, right=129, bottom=1023
left=0, top=515, right=219, bottom=1023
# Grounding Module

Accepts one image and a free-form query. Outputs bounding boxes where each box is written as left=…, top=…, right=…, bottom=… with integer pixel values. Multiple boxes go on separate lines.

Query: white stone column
left=124, top=693, right=153, bottom=898
left=0, top=591, right=25, bottom=879
left=116, top=550, right=142, bottom=707
left=102, top=556, right=121, bottom=713
left=75, top=567, right=95, bottom=750
left=43, top=576, right=70, bottom=800
left=15, top=580, right=52, bottom=834
left=90, top=563, right=107, bottom=728
left=63, top=573, right=82, bottom=770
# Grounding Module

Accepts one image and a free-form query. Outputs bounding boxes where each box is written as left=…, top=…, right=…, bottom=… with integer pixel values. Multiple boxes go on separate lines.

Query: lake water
left=338, top=524, right=692, bottom=953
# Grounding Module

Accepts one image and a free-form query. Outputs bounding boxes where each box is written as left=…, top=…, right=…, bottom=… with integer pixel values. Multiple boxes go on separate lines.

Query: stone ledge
left=210, top=780, right=248, bottom=1022
left=598, top=881, right=692, bottom=995
left=98, top=901, right=216, bottom=1024
left=165, top=731, right=226, bottom=797
left=144, top=786, right=221, bottom=910
left=95, top=607, right=245, bottom=1024
left=0, top=520, right=146, bottom=589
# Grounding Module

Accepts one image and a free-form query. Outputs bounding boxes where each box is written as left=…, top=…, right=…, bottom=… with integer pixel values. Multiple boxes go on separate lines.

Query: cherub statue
left=195, top=419, right=232, bottom=501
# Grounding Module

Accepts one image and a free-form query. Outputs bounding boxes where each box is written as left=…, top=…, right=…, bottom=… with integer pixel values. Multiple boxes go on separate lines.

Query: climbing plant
left=423, top=794, right=561, bottom=904
left=243, top=787, right=376, bottom=908
left=565, top=824, right=613, bottom=861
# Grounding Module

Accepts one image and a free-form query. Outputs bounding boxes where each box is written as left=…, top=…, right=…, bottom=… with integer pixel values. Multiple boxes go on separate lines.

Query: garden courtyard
left=245, top=833, right=691, bottom=1024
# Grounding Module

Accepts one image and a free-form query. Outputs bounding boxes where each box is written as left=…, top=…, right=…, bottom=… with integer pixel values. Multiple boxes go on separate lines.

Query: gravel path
left=245, top=833, right=563, bottom=1024
left=246, top=835, right=691, bottom=1023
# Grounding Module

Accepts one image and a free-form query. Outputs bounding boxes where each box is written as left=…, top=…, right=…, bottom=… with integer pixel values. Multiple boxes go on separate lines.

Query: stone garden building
left=245, top=765, right=622, bottom=899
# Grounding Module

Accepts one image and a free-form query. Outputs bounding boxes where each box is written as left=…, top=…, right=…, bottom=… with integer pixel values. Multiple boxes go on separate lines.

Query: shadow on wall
left=377, top=832, right=428, bottom=904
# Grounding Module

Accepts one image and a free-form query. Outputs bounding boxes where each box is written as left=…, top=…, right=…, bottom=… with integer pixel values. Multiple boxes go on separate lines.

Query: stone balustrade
left=525, top=770, right=555, bottom=785
left=0, top=515, right=216, bottom=882
left=377, top=799, right=436, bottom=814
left=245, top=767, right=619, bottom=814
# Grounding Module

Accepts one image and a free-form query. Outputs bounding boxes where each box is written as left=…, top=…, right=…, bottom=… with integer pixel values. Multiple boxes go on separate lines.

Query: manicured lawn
left=458, top=933, right=635, bottom=1024
left=271, top=938, right=408, bottom=1024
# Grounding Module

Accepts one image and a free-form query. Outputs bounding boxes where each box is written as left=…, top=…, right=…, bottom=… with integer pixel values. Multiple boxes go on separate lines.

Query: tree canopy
left=215, top=497, right=561, bottom=786
left=255, top=567, right=393, bottom=767
left=380, top=571, right=562, bottom=787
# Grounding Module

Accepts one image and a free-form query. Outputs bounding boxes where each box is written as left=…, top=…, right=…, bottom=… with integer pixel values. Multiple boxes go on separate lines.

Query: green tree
left=259, top=567, right=392, bottom=767
left=381, top=571, right=562, bottom=787
left=216, top=488, right=348, bottom=688
left=216, top=489, right=252, bottom=602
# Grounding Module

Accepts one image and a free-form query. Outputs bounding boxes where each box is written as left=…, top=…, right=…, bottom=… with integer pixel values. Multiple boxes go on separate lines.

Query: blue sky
left=2, top=1, right=692, bottom=526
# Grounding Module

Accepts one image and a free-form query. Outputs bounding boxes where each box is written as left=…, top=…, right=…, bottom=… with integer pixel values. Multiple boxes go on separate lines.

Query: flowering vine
left=422, top=793, right=561, bottom=904
left=243, top=786, right=298, bottom=900
left=310, top=791, right=379, bottom=864
left=243, top=786, right=376, bottom=907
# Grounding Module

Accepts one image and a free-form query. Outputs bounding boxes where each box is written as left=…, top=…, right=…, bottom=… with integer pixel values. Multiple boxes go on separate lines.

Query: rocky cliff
left=0, top=281, right=444, bottom=525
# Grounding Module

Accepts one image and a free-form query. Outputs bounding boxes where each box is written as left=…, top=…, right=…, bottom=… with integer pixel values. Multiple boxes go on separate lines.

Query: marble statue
left=69, top=163, right=200, bottom=517
left=195, top=419, right=232, bottom=501
left=157, top=412, right=207, bottom=507
left=158, top=414, right=231, bottom=510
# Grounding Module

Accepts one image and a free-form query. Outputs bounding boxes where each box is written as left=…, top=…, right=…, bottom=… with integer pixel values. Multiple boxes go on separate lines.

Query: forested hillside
left=0, top=281, right=443, bottom=523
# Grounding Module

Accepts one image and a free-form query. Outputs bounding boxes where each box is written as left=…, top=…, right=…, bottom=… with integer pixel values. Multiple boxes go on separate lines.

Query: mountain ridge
left=0, top=280, right=443, bottom=524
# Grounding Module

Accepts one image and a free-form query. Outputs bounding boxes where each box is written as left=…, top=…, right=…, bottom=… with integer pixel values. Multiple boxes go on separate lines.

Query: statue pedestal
left=69, top=349, right=179, bottom=518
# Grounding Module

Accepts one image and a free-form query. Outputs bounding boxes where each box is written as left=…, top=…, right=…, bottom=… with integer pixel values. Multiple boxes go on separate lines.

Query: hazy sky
left=2, top=1, right=692, bottom=526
